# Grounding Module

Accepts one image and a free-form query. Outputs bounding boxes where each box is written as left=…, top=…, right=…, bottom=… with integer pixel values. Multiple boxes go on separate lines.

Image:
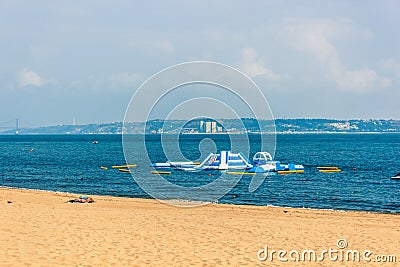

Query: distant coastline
left=2, top=118, right=400, bottom=135
left=2, top=132, right=399, bottom=136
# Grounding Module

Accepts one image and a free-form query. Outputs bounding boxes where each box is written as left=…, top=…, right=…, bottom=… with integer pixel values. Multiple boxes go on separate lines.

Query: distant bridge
left=0, top=119, right=33, bottom=134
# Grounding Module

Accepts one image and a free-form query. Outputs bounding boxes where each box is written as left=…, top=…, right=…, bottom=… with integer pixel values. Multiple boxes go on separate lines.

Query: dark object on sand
left=7, top=201, right=12, bottom=204
left=68, top=195, right=94, bottom=203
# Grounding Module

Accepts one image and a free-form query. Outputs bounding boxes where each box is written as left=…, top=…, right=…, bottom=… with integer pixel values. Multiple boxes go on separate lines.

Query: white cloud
left=240, top=47, right=281, bottom=80
left=382, top=58, right=400, bottom=80
left=108, top=72, right=141, bottom=89
left=18, top=69, right=47, bottom=88
left=124, top=39, right=175, bottom=54
left=330, top=64, right=392, bottom=91
left=69, top=72, right=141, bottom=92
left=281, top=18, right=390, bottom=91
left=152, top=40, right=175, bottom=54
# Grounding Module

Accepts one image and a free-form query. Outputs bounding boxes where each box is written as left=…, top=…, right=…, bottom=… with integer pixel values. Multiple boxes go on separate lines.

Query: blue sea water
left=0, top=134, right=399, bottom=212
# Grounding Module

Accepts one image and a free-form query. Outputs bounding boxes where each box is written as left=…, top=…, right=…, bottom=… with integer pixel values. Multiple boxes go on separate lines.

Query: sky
left=0, top=0, right=399, bottom=127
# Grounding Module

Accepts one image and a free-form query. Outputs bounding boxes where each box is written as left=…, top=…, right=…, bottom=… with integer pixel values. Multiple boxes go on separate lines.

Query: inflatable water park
left=151, top=151, right=305, bottom=174
left=103, top=150, right=353, bottom=176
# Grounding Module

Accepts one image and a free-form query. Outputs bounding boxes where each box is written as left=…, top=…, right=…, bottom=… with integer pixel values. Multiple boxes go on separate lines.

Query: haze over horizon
left=1, top=1, right=399, bottom=128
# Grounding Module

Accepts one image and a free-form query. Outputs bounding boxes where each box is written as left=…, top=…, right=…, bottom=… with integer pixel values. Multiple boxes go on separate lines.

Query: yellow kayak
left=317, top=166, right=339, bottom=170
left=277, top=170, right=305, bottom=175
left=151, top=171, right=171, bottom=175
left=112, top=164, right=137, bottom=169
left=317, top=166, right=341, bottom=173
left=226, top=171, right=256, bottom=175
left=319, top=169, right=341, bottom=173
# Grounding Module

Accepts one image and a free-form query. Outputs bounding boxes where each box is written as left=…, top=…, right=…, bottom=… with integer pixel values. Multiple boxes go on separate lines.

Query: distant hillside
left=2, top=119, right=400, bottom=134
left=2, top=122, right=125, bottom=135
left=274, top=119, right=400, bottom=133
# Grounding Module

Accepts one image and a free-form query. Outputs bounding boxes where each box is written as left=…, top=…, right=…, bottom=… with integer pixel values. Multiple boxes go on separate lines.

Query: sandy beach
left=0, top=187, right=398, bottom=266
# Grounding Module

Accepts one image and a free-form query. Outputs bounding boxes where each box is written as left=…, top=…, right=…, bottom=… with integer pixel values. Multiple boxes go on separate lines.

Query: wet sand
left=0, top=187, right=399, bottom=266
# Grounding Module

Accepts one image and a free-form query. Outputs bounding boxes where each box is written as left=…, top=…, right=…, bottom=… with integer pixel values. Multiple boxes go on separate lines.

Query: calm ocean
left=1, top=134, right=399, bottom=212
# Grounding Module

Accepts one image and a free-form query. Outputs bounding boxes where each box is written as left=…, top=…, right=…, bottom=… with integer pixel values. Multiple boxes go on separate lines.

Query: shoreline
left=1, top=185, right=398, bottom=215
left=2, top=131, right=400, bottom=135
left=1, top=187, right=399, bottom=266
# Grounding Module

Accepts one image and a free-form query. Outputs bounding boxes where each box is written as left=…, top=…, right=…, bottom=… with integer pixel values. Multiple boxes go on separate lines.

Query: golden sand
left=0, top=187, right=399, bottom=266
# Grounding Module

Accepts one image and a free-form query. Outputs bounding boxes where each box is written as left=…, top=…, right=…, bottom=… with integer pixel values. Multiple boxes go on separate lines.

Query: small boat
left=100, top=166, right=108, bottom=170
left=119, top=169, right=131, bottom=173
left=93, top=140, right=98, bottom=144
left=391, top=172, right=400, bottom=180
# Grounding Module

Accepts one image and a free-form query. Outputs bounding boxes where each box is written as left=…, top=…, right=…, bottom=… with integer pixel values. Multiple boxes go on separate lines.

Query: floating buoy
left=319, top=169, right=341, bottom=173
left=317, top=166, right=339, bottom=170
left=151, top=171, right=171, bottom=175
left=100, top=166, right=108, bottom=170
left=112, top=164, right=137, bottom=169
left=317, top=166, right=341, bottom=173
left=278, top=170, right=305, bottom=174
left=226, top=171, right=256, bottom=175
